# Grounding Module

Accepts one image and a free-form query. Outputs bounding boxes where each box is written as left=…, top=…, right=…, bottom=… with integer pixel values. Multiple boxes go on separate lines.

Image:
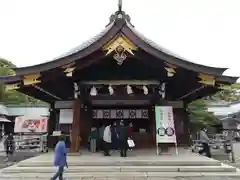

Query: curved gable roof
left=122, top=21, right=227, bottom=75
left=3, top=9, right=238, bottom=84
left=13, top=20, right=120, bottom=75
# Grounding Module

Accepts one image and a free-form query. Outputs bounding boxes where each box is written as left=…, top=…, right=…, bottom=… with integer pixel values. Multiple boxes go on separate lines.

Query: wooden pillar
left=70, top=99, right=81, bottom=152
left=151, top=105, right=156, bottom=146
left=173, top=107, right=191, bottom=146
left=183, top=108, right=191, bottom=146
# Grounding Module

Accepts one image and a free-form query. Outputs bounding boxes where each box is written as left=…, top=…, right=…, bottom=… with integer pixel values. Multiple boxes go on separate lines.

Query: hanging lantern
left=74, top=83, right=78, bottom=91
left=127, top=85, right=133, bottom=95
left=142, top=85, right=148, bottom=95
left=74, top=82, right=79, bottom=99
left=90, top=86, right=97, bottom=96
left=108, top=85, right=114, bottom=95
left=158, top=83, right=166, bottom=99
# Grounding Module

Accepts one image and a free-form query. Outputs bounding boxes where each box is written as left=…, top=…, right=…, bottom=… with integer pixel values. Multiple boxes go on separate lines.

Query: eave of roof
left=123, top=21, right=228, bottom=76
left=2, top=9, right=238, bottom=83
left=12, top=20, right=119, bottom=76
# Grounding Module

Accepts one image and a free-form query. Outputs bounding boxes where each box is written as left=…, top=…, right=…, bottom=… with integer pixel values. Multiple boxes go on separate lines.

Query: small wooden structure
left=0, top=4, right=238, bottom=152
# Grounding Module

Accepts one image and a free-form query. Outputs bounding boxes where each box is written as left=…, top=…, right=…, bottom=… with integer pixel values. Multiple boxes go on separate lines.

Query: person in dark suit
left=111, top=121, right=119, bottom=150
left=117, top=120, right=128, bottom=157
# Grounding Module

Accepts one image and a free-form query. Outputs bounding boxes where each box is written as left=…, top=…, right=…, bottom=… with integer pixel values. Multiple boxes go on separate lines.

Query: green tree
left=188, top=100, right=219, bottom=133
left=210, top=84, right=240, bottom=102
left=0, top=58, right=45, bottom=104
left=0, top=58, right=16, bottom=101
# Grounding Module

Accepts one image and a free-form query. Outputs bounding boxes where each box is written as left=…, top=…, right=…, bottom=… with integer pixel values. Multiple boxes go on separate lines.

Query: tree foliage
left=0, top=58, right=45, bottom=104
left=212, top=86, right=240, bottom=102
left=188, top=84, right=240, bottom=132
left=188, top=100, right=219, bottom=132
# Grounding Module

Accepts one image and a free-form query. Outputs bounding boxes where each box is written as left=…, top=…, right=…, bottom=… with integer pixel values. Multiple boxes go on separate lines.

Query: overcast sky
left=0, top=0, right=240, bottom=80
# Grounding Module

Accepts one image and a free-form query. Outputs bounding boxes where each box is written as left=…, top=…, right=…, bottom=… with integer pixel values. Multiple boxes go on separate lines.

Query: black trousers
left=51, top=166, right=64, bottom=180
left=199, top=142, right=211, bottom=158
left=103, top=141, right=111, bottom=156
left=99, top=138, right=104, bottom=151
left=112, top=137, right=119, bottom=150
left=119, top=140, right=127, bottom=157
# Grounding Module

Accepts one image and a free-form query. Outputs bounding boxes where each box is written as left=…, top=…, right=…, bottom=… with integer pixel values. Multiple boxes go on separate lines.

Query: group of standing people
left=88, top=120, right=133, bottom=157
left=51, top=121, right=133, bottom=180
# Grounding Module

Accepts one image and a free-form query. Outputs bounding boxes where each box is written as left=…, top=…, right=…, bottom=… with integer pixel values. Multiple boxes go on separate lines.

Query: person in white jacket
left=103, top=124, right=111, bottom=156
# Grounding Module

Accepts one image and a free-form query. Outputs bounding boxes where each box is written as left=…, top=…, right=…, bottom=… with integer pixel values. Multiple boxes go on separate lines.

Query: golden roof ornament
left=103, top=34, right=137, bottom=65
left=5, top=83, right=20, bottom=90
left=23, top=73, right=41, bottom=85
left=164, top=67, right=176, bottom=77
left=164, top=63, right=177, bottom=77
left=198, top=73, right=215, bottom=85
left=64, top=67, right=76, bottom=77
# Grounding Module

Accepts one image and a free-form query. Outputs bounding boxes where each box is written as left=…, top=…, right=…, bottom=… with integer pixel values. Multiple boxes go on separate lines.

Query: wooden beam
left=176, top=85, right=206, bottom=100
left=80, top=80, right=160, bottom=85
left=38, top=80, right=73, bottom=100
left=17, top=86, right=56, bottom=103
left=32, top=85, right=62, bottom=100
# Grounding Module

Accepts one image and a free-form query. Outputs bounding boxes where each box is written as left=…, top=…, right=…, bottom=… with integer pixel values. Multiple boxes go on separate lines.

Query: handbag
left=127, top=139, right=135, bottom=148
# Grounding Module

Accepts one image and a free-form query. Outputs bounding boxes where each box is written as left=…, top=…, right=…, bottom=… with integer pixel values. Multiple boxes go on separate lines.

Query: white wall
left=208, top=102, right=240, bottom=116
left=6, top=107, right=49, bottom=117
left=59, top=109, right=73, bottom=124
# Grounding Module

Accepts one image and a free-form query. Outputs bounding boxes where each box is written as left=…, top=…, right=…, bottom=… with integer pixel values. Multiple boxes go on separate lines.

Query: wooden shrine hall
left=0, top=3, right=238, bottom=152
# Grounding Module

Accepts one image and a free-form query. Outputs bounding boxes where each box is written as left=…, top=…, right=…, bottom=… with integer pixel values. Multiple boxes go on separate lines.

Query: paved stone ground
left=71, top=178, right=240, bottom=180
left=176, top=178, right=240, bottom=180
left=0, top=148, right=240, bottom=180
left=0, top=151, right=40, bottom=169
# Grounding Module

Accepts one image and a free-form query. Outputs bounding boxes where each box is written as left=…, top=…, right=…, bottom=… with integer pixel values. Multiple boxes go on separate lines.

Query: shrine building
left=0, top=5, right=238, bottom=152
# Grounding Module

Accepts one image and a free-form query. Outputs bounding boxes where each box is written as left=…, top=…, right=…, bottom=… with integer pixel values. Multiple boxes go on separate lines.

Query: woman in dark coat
left=111, top=121, right=119, bottom=150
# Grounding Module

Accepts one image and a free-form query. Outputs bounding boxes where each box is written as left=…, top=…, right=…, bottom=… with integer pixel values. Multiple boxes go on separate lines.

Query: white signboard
left=14, top=116, right=48, bottom=133
left=59, top=109, right=73, bottom=124
left=155, top=106, right=176, bottom=143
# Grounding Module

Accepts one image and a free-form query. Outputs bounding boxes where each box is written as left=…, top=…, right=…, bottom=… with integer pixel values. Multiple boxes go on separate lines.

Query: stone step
left=1, top=165, right=237, bottom=173
left=17, top=160, right=221, bottom=167
left=1, top=172, right=240, bottom=179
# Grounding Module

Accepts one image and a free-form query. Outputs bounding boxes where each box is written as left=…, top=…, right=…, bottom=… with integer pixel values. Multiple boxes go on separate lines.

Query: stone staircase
left=0, top=152, right=240, bottom=179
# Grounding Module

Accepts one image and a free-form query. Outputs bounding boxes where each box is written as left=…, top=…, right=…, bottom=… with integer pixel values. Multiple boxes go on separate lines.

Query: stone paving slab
left=1, top=172, right=240, bottom=178
left=17, top=152, right=221, bottom=167
left=1, top=165, right=236, bottom=173
left=1, top=177, right=240, bottom=180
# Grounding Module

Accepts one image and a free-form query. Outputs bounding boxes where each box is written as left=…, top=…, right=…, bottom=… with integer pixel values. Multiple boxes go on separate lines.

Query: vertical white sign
left=155, top=106, right=176, bottom=143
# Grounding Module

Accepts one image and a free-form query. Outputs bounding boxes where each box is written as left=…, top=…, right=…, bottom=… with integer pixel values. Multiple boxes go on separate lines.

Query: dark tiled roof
left=0, top=75, right=22, bottom=83
left=45, top=22, right=115, bottom=62
left=125, top=21, right=228, bottom=75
